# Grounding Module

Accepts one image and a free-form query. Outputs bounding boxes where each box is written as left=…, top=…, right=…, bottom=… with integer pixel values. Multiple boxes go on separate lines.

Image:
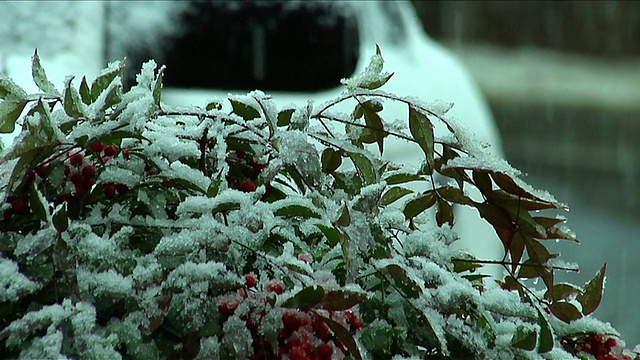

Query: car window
left=111, top=1, right=359, bottom=91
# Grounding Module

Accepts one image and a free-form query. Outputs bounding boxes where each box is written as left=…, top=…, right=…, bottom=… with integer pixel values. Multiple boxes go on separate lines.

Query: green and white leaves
left=31, top=49, right=60, bottom=96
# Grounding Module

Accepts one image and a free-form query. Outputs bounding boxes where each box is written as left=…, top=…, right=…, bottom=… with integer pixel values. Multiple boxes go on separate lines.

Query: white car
left=0, top=1, right=504, bottom=275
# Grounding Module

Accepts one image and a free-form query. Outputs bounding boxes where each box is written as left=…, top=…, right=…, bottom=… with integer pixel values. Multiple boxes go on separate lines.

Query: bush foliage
left=0, top=49, right=637, bottom=359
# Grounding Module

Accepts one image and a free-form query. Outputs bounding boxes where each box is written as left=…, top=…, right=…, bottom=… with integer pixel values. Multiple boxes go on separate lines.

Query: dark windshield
left=116, top=1, right=360, bottom=91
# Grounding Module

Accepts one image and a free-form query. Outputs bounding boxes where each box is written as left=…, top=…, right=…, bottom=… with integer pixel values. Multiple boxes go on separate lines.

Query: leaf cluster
left=0, top=49, right=634, bottom=360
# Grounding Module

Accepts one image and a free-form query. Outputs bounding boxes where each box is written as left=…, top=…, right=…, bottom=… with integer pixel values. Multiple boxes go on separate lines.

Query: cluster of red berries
left=2, top=195, right=29, bottom=221
left=228, top=150, right=268, bottom=194
left=564, top=334, right=633, bottom=360
left=63, top=152, right=97, bottom=201
left=216, top=274, right=363, bottom=360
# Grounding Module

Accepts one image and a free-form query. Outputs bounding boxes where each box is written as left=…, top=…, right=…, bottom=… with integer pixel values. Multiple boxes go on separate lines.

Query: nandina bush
left=0, top=49, right=638, bottom=359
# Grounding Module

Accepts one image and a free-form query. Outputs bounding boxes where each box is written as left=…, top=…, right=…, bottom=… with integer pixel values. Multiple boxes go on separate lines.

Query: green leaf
left=205, top=100, right=223, bottom=111
left=31, top=49, right=59, bottom=95
left=452, top=255, right=483, bottom=273
left=211, top=201, right=241, bottom=214
left=362, top=71, right=394, bottom=90
left=436, top=185, right=474, bottom=205
left=361, top=100, right=386, bottom=154
left=207, top=171, right=224, bottom=198
left=277, top=108, right=295, bottom=126
left=274, top=203, right=322, bottom=219
left=90, top=64, right=121, bottom=102
left=408, top=106, right=435, bottom=171
left=381, top=186, right=413, bottom=206
left=315, top=224, right=342, bottom=247
left=282, top=286, right=325, bottom=309
left=549, top=301, right=582, bottom=323
left=473, top=170, right=493, bottom=194
left=337, top=203, right=351, bottom=227
left=29, top=184, right=48, bottom=222
left=576, top=264, right=606, bottom=315
left=317, top=314, right=363, bottom=360
left=537, top=309, right=554, bottom=353
left=319, top=290, right=367, bottom=311
left=153, top=66, right=165, bottom=106
left=0, top=99, right=28, bottom=133
left=360, top=321, right=394, bottom=357
left=435, top=196, right=454, bottom=227
left=52, top=203, right=68, bottom=233
left=63, top=76, right=85, bottom=118
left=348, top=152, right=377, bottom=185
left=384, top=264, right=421, bottom=298
left=229, top=98, right=260, bottom=120
left=511, top=325, right=537, bottom=351
left=403, top=191, right=436, bottom=220
left=509, top=232, right=526, bottom=273
left=100, top=83, right=123, bottom=111
left=79, top=76, right=91, bottom=105
left=321, top=148, right=342, bottom=173
left=352, top=104, right=364, bottom=120
left=0, top=74, right=28, bottom=100
left=383, top=172, right=425, bottom=185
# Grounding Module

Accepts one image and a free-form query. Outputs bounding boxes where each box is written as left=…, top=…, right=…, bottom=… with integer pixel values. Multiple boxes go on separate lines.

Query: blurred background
left=412, top=0, right=640, bottom=345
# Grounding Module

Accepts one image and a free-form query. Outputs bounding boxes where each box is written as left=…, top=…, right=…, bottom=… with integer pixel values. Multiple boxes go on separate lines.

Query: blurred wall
left=412, top=0, right=640, bottom=216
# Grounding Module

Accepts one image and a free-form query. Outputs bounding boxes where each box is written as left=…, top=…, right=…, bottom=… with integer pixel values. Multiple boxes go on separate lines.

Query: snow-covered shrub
left=0, top=49, right=637, bottom=359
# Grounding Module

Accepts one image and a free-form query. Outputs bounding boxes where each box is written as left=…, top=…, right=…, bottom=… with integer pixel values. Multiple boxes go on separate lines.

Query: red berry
left=11, top=198, right=28, bottom=215
left=252, top=162, right=267, bottom=173
left=236, top=150, right=246, bottom=159
left=217, top=301, right=238, bottom=316
left=70, top=173, right=84, bottom=186
left=74, top=185, right=86, bottom=198
left=286, top=337, right=301, bottom=351
left=123, top=148, right=130, bottom=160
left=3, top=209, right=11, bottom=221
left=104, top=145, right=117, bottom=157
left=312, top=315, right=331, bottom=341
left=345, top=311, right=363, bottom=331
left=57, top=194, right=71, bottom=203
left=238, top=180, right=256, bottom=193
left=301, top=340, right=314, bottom=354
left=35, top=165, right=48, bottom=178
left=267, top=280, right=284, bottom=294
left=245, top=273, right=257, bottom=288
left=593, top=334, right=605, bottom=344
left=82, top=165, right=96, bottom=179
left=282, top=311, right=300, bottom=332
left=70, top=153, right=84, bottom=167
left=91, top=142, right=105, bottom=153
left=288, top=346, right=306, bottom=360
left=103, top=183, right=116, bottom=198
left=115, top=184, right=129, bottom=193
left=604, top=338, right=617, bottom=349
left=162, top=179, right=173, bottom=188
left=64, top=165, right=71, bottom=176
left=316, top=343, right=333, bottom=360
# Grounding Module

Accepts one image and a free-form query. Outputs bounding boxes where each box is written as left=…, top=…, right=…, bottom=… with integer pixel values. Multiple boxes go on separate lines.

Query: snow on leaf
left=0, top=257, right=41, bottom=302
left=31, top=49, right=60, bottom=96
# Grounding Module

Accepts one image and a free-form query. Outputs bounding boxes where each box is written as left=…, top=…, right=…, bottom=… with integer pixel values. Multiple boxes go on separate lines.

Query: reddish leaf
left=317, top=314, right=363, bottom=360
left=549, top=302, right=582, bottom=323
left=544, top=283, right=582, bottom=302
left=319, top=290, right=368, bottom=311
